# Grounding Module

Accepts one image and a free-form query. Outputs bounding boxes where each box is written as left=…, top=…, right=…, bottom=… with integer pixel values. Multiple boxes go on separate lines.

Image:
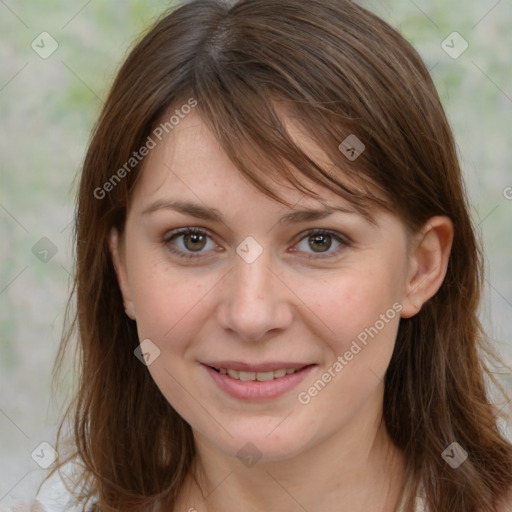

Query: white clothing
left=0, top=463, right=89, bottom=512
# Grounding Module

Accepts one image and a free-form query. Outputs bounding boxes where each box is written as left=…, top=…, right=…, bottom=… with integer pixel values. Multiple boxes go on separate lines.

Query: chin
left=196, top=419, right=319, bottom=464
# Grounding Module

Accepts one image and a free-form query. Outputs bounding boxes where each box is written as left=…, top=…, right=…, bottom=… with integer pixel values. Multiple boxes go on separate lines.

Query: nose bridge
left=237, top=255, right=271, bottom=301
left=217, top=246, right=292, bottom=341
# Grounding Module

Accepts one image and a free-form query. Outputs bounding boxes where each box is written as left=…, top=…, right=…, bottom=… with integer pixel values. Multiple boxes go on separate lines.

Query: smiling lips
left=203, top=360, right=310, bottom=380
left=202, top=361, right=316, bottom=400
left=214, top=366, right=302, bottom=381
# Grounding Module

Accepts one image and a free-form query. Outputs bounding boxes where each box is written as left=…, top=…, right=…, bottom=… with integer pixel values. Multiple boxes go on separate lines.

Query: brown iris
left=183, top=232, right=207, bottom=251
left=308, top=234, right=332, bottom=253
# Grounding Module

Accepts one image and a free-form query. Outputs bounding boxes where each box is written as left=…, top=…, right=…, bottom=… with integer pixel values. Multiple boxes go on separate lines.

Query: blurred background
left=1, top=0, right=511, bottom=504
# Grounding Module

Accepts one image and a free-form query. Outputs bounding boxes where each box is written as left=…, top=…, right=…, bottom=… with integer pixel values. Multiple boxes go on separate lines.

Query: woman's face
left=110, top=109, right=427, bottom=462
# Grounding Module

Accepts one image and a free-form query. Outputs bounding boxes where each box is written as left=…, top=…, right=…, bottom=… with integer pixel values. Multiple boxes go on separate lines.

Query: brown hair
left=46, top=0, right=512, bottom=510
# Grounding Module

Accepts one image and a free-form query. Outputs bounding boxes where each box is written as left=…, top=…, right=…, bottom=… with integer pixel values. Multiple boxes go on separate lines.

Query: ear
left=108, top=227, right=136, bottom=320
left=400, top=216, right=454, bottom=319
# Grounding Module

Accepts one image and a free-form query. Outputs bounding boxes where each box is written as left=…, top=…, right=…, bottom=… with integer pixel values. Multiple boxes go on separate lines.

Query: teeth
left=217, top=367, right=302, bottom=381
left=227, top=369, right=239, bottom=379
left=256, top=371, right=274, bottom=382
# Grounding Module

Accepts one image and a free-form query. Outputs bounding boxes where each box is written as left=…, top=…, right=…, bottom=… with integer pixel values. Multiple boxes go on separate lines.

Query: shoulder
left=410, top=487, right=512, bottom=512
left=411, top=485, right=512, bottom=511
left=415, top=497, right=428, bottom=511
left=33, top=461, right=94, bottom=512
left=0, top=464, right=83, bottom=512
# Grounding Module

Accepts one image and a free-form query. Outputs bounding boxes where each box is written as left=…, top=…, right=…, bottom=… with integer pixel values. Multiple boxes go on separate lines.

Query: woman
left=25, top=0, right=512, bottom=510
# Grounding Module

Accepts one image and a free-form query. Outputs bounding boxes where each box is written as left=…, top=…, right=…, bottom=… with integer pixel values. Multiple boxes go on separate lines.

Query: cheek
left=291, top=260, right=404, bottom=409
left=125, top=244, right=218, bottom=347
left=299, top=262, right=404, bottom=349
left=294, top=272, right=401, bottom=426
left=132, top=273, right=216, bottom=346
left=128, top=262, right=217, bottom=418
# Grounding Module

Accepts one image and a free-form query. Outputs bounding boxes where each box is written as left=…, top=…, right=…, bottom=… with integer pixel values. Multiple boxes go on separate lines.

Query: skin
left=109, top=109, right=453, bottom=511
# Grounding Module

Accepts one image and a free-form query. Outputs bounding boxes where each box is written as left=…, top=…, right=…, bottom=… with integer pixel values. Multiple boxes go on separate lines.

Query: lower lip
left=203, top=364, right=316, bottom=401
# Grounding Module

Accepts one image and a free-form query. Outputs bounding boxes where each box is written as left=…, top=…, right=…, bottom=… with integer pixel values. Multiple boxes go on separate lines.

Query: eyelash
left=162, top=227, right=350, bottom=261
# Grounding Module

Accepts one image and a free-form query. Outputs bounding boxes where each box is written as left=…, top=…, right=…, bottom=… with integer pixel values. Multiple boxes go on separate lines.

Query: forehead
left=130, top=108, right=368, bottom=216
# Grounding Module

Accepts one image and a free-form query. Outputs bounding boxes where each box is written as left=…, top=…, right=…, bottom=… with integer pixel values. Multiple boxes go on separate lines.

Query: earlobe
left=400, top=216, right=454, bottom=319
left=108, top=228, right=136, bottom=320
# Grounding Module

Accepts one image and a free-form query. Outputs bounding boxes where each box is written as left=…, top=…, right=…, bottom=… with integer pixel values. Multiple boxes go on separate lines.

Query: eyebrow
left=141, top=199, right=358, bottom=224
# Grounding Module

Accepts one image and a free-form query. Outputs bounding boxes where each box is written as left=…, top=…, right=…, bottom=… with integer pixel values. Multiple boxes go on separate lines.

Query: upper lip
left=202, top=361, right=314, bottom=372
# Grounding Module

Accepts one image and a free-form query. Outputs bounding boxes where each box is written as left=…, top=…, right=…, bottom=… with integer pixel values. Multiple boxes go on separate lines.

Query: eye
left=163, top=228, right=219, bottom=259
left=163, top=227, right=349, bottom=261
left=291, top=229, right=348, bottom=259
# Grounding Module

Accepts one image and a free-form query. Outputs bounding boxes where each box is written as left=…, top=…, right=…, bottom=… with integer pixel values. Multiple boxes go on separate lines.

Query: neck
left=174, top=388, right=406, bottom=512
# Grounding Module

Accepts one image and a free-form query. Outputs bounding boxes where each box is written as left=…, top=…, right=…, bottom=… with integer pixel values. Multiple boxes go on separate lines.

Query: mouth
left=201, top=362, right=317, bottom=401
left=209, top=365, right=306, bottom=381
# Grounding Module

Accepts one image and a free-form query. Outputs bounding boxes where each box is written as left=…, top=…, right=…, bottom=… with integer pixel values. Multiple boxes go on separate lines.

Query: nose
left=215, top=249, right=294, bottom=342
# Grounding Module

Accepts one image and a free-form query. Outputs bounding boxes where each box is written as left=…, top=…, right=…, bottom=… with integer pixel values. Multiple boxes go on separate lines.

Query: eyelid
left=288, top=228, right=351, bottom=259
left=162, top=227, right=221, bottom=260
left=162, top=226, right=215, bottom=243
left=162, top=227, right=351, bottom=260
left=290, top=227, right=351, bottom=245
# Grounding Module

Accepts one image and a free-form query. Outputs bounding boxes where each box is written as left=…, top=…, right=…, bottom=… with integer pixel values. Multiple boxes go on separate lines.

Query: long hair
left=45, top=0, right=512, bottom=510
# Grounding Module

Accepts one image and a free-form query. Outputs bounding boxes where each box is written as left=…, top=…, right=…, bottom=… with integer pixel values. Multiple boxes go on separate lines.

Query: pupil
left=309, top=234, right=331, bottom=252
left=185, top=233, right=206, bottom=251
